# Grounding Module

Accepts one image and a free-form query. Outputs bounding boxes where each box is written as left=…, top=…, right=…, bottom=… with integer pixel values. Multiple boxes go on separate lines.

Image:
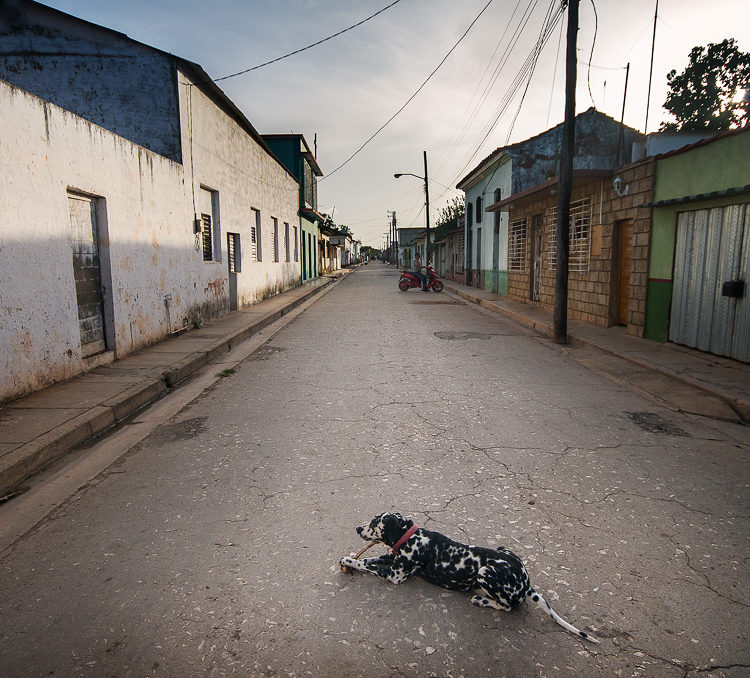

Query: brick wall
left=505, top=160, right=654, bottom=333
left=600, top=159, right=655, bottom=336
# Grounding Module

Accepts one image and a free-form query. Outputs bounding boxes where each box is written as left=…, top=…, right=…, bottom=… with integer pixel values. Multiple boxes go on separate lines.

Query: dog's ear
left=382, top=513, right=410, bottom=546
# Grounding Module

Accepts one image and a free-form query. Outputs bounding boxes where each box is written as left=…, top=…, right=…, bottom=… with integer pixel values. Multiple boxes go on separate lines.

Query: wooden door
left=616, top=219, right=633, bottom=326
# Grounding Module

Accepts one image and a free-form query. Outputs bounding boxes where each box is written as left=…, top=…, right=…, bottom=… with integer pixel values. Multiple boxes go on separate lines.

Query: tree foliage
left=434, top=196, right=465, bottom=233
left=661, top=39, right=750, bottom=132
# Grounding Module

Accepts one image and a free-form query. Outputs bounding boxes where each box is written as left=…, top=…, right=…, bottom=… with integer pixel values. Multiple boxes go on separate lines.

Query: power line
left=440, top=0, right=564, bottom=197
left=506, top=0, right=560, bottom=142
left=433, top=0, right=542, bottom=178
left=322, top=0, right=496, bottom=181
left=212, top=0, right=404, bottom=83
left=586, top=0, right=599, bottom=108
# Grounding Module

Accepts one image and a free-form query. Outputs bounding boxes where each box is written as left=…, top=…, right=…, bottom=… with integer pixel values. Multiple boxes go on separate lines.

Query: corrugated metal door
left=670, top=203, right=749, bottom=362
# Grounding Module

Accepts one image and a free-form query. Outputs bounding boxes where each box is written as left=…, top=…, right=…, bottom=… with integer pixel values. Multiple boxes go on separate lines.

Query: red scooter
left=398, top=264, right=443, bottom=292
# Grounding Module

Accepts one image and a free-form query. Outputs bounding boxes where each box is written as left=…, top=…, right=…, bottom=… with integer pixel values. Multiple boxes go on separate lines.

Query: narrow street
left=1, top=263, right=748, bottom=677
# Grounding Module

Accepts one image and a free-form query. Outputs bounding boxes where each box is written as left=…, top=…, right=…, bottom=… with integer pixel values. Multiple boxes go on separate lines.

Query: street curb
left=0, top=276, right=339, bottom=496
left=444, top=283, right=750, bottom=423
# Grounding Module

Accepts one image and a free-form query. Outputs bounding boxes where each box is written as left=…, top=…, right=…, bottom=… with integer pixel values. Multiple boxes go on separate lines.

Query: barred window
left=547, top=197, right=592, bottom=272
left=508, top=217, right=527, bottom=271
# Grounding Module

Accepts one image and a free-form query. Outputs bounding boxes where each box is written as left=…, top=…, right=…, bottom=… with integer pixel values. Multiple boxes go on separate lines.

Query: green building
left=262, top=134, right=324, bottom=282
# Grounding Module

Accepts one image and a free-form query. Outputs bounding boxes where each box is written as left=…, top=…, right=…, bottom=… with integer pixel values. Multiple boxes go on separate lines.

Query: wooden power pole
left=553, top=0, right=580, bottom=344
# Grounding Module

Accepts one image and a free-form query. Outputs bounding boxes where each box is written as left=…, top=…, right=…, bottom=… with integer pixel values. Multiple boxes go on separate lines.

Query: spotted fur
left=340, top=512, right=599, bottom=644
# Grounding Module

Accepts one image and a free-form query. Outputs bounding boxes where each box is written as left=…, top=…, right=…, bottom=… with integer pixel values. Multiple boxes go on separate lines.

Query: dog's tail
left=527, top=590, right=600, bottom=644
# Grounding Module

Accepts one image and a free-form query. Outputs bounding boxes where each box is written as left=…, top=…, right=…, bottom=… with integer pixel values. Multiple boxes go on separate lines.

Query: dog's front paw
left=340, top=556, right=359, bottom=568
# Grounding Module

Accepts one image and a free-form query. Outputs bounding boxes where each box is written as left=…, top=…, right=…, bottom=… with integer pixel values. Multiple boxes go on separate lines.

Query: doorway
left=670, top=204, right=749, bottom=362
left=68, top=194, right=109, bottom=357
left=615, top=219, right=633, bottom=326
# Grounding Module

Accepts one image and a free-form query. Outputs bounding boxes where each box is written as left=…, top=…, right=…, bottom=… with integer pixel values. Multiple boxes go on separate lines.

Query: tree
left=434, top=196, right=465, bottom=240
left=661, top=39, right=750, bottom=132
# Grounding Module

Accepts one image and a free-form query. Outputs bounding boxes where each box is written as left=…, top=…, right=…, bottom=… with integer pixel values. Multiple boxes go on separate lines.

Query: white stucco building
left=457, top=151, right=512, bottom=293
left=0, top=1, right=301, bottom=402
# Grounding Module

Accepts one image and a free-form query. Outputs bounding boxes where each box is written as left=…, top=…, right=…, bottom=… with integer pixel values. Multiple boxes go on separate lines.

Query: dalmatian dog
left=340, top=512, right=599, bottom=644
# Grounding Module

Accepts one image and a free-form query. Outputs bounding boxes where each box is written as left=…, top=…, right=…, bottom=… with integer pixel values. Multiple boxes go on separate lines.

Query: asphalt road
left=1, top=263, right=748, bottom=677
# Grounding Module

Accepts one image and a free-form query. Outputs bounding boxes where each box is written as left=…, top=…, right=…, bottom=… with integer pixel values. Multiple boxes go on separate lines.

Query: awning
left=300, top=207, right=327, bottom=224
left=485, top=170, right=611, bottom=212
left=638, top=184, right=750, bottom=209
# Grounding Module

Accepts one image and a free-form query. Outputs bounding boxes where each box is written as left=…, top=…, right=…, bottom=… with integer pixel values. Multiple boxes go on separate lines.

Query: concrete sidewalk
left=443, top=279, right=750, bottom=424
left=0, top=273, right=346, bottom=497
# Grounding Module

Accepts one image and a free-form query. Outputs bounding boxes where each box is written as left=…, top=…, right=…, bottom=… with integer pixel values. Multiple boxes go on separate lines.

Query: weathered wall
left=0, top=1, right=182, bottom=161
left=0, top=74, right=301, bottom=402
left=178, top=70, right=300, bottom=307
left=0, top=79, right=192, bottom=400
left=507, top=108, right=642, bottom=195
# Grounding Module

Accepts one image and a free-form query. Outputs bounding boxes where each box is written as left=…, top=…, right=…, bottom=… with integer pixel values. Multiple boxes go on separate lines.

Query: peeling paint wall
left=0, top=79, right=191, bottom=400
left=178, top=70, right=300, bottom=308
left=0, top=2, right=182, bottom=161
left=0, top=74, right=298, bottom=403
left=506, top=109, right=642, bottom=195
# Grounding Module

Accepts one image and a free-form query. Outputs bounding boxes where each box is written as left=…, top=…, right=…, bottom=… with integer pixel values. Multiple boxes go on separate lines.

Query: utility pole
left=644, top=0, right=659, bottom=134
left=423, top=151, right=430, bottom=267
left=553, top=0, right=579, bottom=344
left=391, top=211, right=398, bottom=268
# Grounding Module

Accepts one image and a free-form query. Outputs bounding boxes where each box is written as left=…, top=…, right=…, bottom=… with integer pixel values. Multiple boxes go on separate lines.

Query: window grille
left=547, top=197, right=592, bottom=272
left=294, top=226, right=299, bottom=262
left=272, top=218, right=279, bottom=262
left=284, top=222, right=290, bottom=261
left=251, top=208, right=262, bottom=261
left=228, top=233, right=238, bottom=272
left=201, top=213, right=212, bottom=261
left=509, top=218, right=527, bottom=271
left=475, top=196, right=483, bottom=223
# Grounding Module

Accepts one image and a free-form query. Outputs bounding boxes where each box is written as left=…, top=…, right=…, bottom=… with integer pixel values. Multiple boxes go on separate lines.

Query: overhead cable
left=212, top=0, right=404, bottom=83
left=321, top=0, right=496, bottom=181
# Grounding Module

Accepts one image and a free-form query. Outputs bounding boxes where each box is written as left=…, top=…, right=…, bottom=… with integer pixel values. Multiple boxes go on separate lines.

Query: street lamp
left=394, top=150, right=430, bottom=266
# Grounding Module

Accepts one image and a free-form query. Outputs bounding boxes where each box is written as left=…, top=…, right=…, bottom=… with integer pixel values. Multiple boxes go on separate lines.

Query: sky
left=41, top=0, right=750, bottom=248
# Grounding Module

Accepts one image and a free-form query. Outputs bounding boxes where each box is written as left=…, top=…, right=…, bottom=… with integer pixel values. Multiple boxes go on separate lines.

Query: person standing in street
left=413, top=253, right=427, bottom=291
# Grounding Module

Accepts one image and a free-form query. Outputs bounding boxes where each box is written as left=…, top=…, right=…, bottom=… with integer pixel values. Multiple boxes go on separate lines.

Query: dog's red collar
left=391, top=524, right=419, bottom=555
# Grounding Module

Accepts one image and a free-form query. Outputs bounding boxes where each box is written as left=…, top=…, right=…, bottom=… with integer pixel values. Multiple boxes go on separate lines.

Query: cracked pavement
left=0, top=263, right=748, bottom=677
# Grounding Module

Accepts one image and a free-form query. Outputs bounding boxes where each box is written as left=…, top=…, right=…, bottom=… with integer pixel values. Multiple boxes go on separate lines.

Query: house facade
left=432, top=221, right=465, bottom=282
left=397, top=228, right=425, bottom=270
left=459, top=108, right=643, bottom=294
left=487, top=162, right=656, bottom=334
left=457, top=151, right=511, bottom=292
left=262, top=134, right=324, bottom=283
left=0, top=1, right=302, bottom=401
left=644, top=129, right=750, bottom=362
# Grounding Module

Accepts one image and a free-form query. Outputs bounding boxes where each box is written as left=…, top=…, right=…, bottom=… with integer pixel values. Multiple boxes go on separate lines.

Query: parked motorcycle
left=398, top=265, right=443, bottom=292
